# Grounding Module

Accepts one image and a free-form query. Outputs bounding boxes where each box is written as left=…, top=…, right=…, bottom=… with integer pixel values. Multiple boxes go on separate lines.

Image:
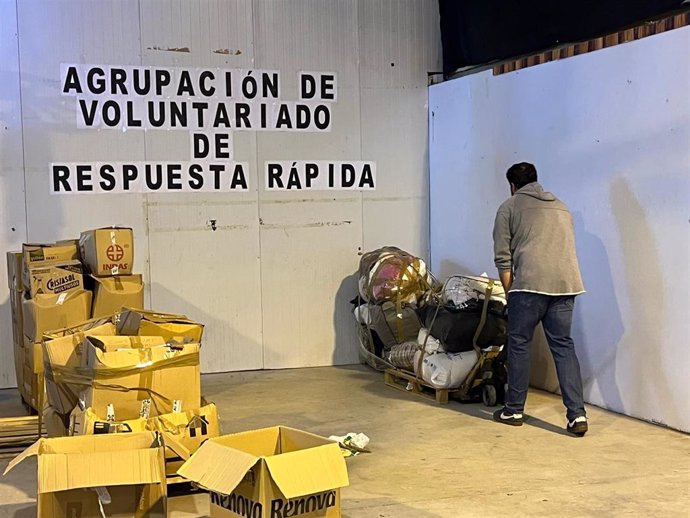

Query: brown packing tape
left=46, top=351, right=200, bottom=414
left=46, top=350, right=200, bottom=383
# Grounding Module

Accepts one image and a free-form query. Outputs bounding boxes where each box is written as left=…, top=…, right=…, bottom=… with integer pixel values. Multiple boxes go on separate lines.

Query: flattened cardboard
left=22, top=290, right=92, bottom=342
left=25, top=261, right=84, bottom=297
left=42, top=320, right=116, bottom=415
left=116, top=308, right=204, bottom=343
left=178, top=426, right=349, bottom=518
left=70, top=403, right=220, bottom=476
left=81, top=335, right=201, bottom=420
left=4, top=431, right=167, bottom=518
left=80, top=227, right=134, bottom=276
left=91, top=274, right=144, bottom=318
left=6, top=250, right=23, bottom=291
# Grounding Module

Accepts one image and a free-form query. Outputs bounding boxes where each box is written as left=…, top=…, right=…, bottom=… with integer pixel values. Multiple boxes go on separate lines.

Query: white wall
left=0, top=0, right=28, bottom=387
left=0, top=0, right=441, bottom=386
left=429, top=27, right=690, bottom=432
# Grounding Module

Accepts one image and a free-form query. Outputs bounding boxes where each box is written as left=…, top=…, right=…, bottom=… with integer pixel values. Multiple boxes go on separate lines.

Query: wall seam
left=356, top=0, right=364, bottom=257
left=252, top=0, right=266, bottom=370
left=136, top=0, right=154, bottom=310
left=14, top=0, right=29, bottom=246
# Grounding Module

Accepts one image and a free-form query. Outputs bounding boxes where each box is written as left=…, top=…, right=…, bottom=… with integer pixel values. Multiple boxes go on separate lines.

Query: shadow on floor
left=340, top=364, right=576, bottom=437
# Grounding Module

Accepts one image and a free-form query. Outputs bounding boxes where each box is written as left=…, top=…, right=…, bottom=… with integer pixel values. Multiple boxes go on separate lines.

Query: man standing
left=492, top=162, right=588, bottom=436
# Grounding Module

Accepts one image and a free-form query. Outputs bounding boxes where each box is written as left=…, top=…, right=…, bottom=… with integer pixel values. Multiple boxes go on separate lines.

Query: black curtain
left=439, top=1, right=687, bottom=75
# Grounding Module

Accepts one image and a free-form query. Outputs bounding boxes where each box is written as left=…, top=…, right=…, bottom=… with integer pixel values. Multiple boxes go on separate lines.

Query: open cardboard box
left=80, top=335, right=201, bottom=420
left=177, top=426, right=349, bottom=518
left=115, top=308, right=204, bottom=343
left=4, top=431, right=167, bottom=518
left=71, top=403, right=220, bottom=477
left=42, top=319, right=117, bottom=416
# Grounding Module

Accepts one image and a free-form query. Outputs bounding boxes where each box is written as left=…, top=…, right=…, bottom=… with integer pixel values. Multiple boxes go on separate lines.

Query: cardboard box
left=20, top=338, right=46, bottom=411
left=81, top=335, right=201, bottom=420
left=23, top=336, right=44, bottom=374
left=20, top=363, right=43, bottom=412
left=80, top=227, right=134, bottom=276
left=116, top=308, right=204, bottom=343
left=25, top=261, right=84, bottom=297
left=22, top=289, right=92, bottom=341
left=22, top=242, right=79, bottom=268
left=6, top=250, right=23, bottom=291
left=91, top=274, right=144, bottom=318
left=71, top=403, right=220, bottom=476
left=4, top=432, right=167, bottom=518
left=10, top=288, right=24, bottom=390
left=42, top=319, right=117, bottom=415
left=178, top=426, right=350, bottom=518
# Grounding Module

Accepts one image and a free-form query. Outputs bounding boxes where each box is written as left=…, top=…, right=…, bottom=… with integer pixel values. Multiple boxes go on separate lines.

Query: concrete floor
left=0, top=365, right=688, bottom=517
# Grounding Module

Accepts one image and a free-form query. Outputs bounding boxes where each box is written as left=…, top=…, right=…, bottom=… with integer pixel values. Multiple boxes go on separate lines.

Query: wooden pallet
left=384, top=369, right=459, bottom=404
left=0, top=416, right=44, bottom=458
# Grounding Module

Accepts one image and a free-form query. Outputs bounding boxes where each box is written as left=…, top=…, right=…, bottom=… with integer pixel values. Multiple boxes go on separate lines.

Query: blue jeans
left=505, top=292, right=586, bottom=421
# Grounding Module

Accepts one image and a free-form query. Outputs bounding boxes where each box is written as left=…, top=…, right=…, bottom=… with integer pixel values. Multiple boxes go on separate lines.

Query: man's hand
left=499, top=271, right=513, bottom=294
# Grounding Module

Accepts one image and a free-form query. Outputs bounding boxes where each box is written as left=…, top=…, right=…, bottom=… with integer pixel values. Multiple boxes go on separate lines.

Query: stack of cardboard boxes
left=6, top=227, right=144, bottom=412
left=7, top=241, right=91, bottom=411
left=41, top=307, right=220, bottom=484
left=5, top=227, right=352, bottom=517
left=80, top=227, right=144, bottom=318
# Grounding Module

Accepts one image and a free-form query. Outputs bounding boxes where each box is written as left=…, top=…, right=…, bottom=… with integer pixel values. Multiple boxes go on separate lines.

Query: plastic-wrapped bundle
left=358, top=247, right=434, bottom=305
left=386, top=341, right=418, bottom=371
left=444, top=275, right=506, bottom=307
left=413, top=350, right=478, bottom=389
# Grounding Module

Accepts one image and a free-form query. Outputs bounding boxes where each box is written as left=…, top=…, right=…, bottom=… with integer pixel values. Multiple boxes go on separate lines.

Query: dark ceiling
left=439, top=0, right=689, bottom=76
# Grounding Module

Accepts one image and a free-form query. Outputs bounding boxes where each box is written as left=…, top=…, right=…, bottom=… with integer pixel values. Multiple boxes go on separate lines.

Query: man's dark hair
left=506, top=162, right=537, bottom=190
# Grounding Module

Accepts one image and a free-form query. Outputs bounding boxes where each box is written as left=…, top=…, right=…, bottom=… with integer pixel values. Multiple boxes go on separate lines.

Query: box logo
left=188, top=415, right=209, bottom=438
left=106, top=244, right=125, bottom=261
left=45, top=273, right=80, bottom=293
left=270, top=490, right=337, bottom=518
left=211, top=492, right=263, bottom=518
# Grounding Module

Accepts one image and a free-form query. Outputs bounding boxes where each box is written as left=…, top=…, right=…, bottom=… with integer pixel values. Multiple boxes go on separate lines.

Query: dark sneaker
left=493, top=408, right=524, bottom=426
left=567, top=416, right=588, bottom=436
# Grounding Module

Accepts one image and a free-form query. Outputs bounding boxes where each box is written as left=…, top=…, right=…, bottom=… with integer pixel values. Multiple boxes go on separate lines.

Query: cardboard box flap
left=42, top=431, right=161, bottom=453
left=38, top=447, right=163, bottom=493
left=116, top=308, right=204, bottom=342
left=213, top=426, right=281, bottom=457
left=177, top=440, right=259, bottom=495
left=263, top=443, right=350, bottom=499
left=43, top=324, right=117, bottom=368
left=86, top=335, right=168, bottom=353
left=118, top=308, right=194, bottom=325
left=279, top=426, right=339, bottom=452
left=84, top=337, right=197, bottom=370
left=161, top=433, right=191, bottom=460
left=3, top=439, right=42, bottom=476
left=44, top=318, right=115, bottom=340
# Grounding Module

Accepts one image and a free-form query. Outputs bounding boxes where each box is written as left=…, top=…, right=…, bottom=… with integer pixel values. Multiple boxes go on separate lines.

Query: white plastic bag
left=413, top=350, right=478, bottom=389
left=417, top=328, right=443, bottom=354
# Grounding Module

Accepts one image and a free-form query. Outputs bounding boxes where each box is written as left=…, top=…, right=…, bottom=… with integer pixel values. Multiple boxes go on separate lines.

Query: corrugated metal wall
left=0, top=0, right=441, bottom=387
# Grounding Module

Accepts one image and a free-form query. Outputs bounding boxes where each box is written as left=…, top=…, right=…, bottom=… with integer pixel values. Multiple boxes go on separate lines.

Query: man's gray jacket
left=493, top=182, right=585, bottom=295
